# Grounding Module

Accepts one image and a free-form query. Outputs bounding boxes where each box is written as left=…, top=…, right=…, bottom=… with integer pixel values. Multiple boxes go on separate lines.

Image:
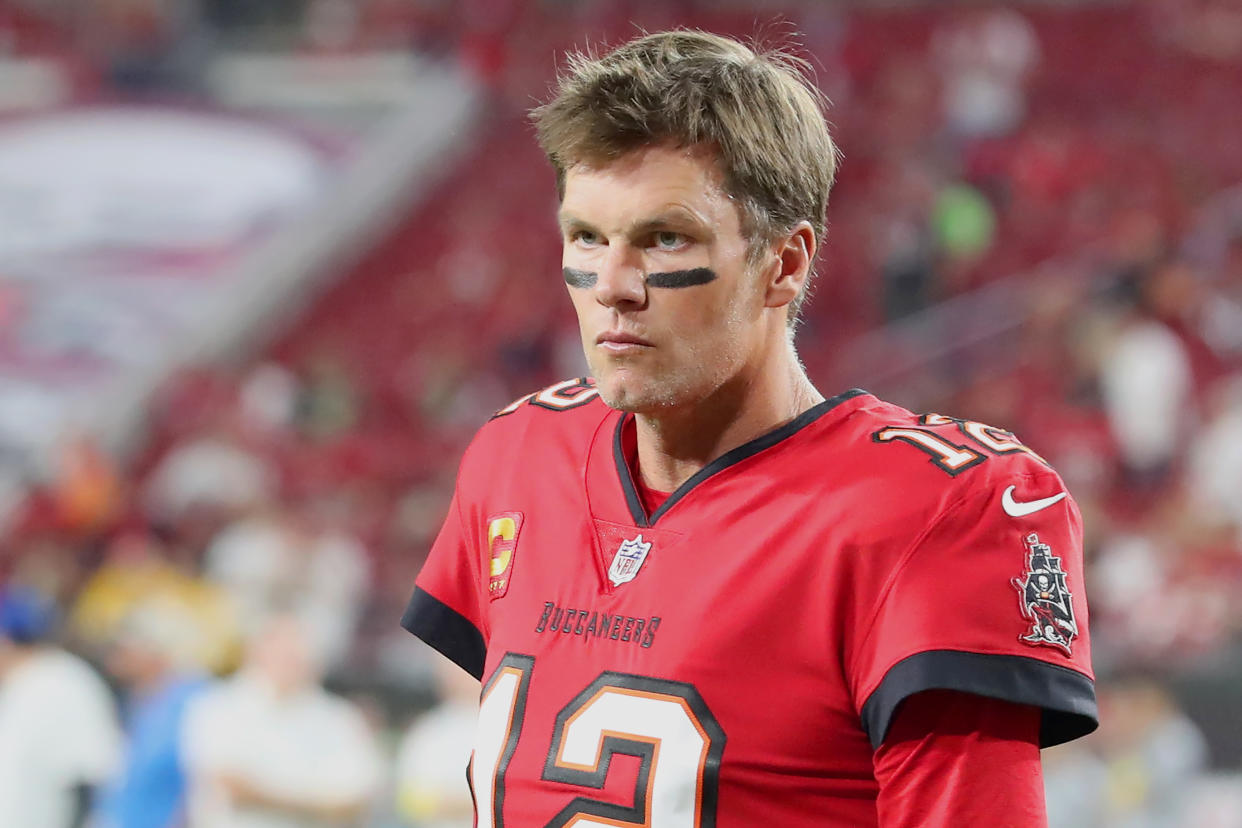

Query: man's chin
left=595, top=384, right=640, bottom=413
left=595, top=379, right=678, bottom=415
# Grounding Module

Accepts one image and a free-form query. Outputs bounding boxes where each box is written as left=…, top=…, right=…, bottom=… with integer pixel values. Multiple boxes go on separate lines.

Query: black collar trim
left=613, top=388, right=868, bottom=527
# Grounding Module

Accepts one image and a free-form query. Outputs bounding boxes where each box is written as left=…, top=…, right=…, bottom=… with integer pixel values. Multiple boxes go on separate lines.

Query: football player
left=403, top=30, right=1096, bottom=827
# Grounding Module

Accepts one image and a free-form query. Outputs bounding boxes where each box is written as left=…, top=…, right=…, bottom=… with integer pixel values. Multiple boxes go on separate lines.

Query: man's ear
left=763, top=221, right=816, bottom=311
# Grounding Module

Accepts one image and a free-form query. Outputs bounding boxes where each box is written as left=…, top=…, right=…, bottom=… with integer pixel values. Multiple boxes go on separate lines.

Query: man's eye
left=654, top=231, right=684, bottom=250
left=572, top=230, right=600, bottom=246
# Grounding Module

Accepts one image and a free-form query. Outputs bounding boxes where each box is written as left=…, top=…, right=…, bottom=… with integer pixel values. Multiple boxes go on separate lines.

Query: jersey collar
left=590, top=388, right=869, bottom=528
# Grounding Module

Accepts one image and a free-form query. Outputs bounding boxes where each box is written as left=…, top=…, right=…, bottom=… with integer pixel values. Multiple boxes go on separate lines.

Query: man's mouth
left=596, top=331, right=654, bottom=351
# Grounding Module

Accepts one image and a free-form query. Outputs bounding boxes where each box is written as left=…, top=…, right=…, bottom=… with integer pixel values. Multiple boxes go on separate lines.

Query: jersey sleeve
left=401, top=487, right=487, bottom=679
left=851, top=469, right=1097, bottom=751
left=873, top=690, right=1046, bottom=827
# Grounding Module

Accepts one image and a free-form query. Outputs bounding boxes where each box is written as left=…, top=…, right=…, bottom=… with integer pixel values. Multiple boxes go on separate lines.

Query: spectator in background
left=71, top=532, right=240, bottom=676
left=142, top=419, right=275, bottom=532
left=393, top=650, right=477, bottom=828
left=932, top=6, right=1040, bottom=140
left=1187, top=374, right=1242, bottom=532
left=81, top=0, right=212, bottom=95
left=1098, top=280, right=1194, bottom=490
left=203, top=500, right=369, bottom=672
left=872, top=160, right=938, bottom=321
left=95, top=598, right=212, bottom=828
left=1045, top=674, right=1210, bottom=828
left=0, top=584, right=121, bottom=828
left=181, top=611, right=380, bottom=828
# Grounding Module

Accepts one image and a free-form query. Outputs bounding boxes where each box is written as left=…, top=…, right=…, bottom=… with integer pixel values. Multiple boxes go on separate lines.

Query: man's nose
left=594, top=245, right=646, bottom=309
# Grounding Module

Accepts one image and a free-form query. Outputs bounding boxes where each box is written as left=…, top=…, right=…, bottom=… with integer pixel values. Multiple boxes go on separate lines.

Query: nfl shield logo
left=608, top=534, right=652, bottom=587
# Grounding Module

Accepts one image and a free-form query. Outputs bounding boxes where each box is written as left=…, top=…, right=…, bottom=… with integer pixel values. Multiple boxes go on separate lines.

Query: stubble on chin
left=590, top=362, right=649, bottom=413
left=593, top=365, right=698, bottom=415
left=592, top=371, right=643, bottom=413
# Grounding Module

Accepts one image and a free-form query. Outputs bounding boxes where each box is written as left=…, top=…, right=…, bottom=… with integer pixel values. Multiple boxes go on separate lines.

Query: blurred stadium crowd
left=1, top=0, right=1242, bottom=826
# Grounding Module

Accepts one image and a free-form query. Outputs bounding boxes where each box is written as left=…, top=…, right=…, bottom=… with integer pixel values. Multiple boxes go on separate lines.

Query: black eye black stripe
left=645, top=268, right=717, bottom=288
left=562, top=267, right=718, bottom=289
left=563, top=267, right=597, bottom=288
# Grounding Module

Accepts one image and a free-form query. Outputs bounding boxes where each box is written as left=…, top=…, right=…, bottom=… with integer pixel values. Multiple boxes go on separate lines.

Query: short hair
left=531, top=29, right=840, bottom=325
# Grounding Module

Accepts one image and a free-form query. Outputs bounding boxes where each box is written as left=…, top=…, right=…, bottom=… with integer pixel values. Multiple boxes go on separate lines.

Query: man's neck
left=633, top=345, right=823, bottom=493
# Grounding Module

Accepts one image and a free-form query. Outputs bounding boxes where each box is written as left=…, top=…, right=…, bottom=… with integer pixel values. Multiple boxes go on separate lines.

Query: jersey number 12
left=473, top=653, right=726, bottom=827
left=873, top=413, right=1044, bottom=476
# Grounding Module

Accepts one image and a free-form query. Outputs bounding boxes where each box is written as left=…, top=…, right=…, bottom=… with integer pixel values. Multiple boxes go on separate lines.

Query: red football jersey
left=403, top=379, right=1097, bottom=827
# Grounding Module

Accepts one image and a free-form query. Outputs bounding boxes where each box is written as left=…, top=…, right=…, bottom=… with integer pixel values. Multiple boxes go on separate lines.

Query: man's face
left=559, top=144, right=768, bottom=414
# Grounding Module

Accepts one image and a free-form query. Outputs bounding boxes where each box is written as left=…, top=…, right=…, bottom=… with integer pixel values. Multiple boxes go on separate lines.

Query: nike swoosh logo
left=1002, top=485, right=1068, bottom=517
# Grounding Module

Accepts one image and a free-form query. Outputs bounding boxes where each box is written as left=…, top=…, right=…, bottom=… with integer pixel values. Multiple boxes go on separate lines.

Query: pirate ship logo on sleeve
left=1012, top=532, right=1078, bottom=655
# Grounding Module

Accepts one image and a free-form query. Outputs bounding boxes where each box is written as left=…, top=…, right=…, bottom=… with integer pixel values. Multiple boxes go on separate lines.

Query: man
left=0, top=584, right=121, bottom=828
left=402, top=30, right=1097, bottom=826
left=95, top=599, right=212, bottom=828
left=393, top=649, right=479, bottom=828
left=181, top=612, right=381, bottom=828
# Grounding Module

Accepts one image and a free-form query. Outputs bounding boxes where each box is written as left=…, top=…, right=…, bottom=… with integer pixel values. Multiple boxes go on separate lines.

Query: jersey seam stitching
left=584, top=407, right=626, bottom=588
left=849, top=466, right=1071, bottom=702
left=847, top=483, right=994, bottom=697
left=453, top=476, right=489, bottom=644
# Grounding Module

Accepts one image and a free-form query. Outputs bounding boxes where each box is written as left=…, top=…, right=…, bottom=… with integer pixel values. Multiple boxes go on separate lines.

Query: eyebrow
left=557, top=213, right=588, bottom=233
left=557, top=208, right=705, bottom=237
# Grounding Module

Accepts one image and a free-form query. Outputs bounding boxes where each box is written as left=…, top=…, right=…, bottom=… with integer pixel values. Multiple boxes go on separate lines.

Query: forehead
left=560, top=144, right=737, bottom=228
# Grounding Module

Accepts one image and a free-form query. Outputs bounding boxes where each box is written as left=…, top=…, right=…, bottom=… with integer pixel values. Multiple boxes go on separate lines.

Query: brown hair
left=531, top=29, right=840, bottom=324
